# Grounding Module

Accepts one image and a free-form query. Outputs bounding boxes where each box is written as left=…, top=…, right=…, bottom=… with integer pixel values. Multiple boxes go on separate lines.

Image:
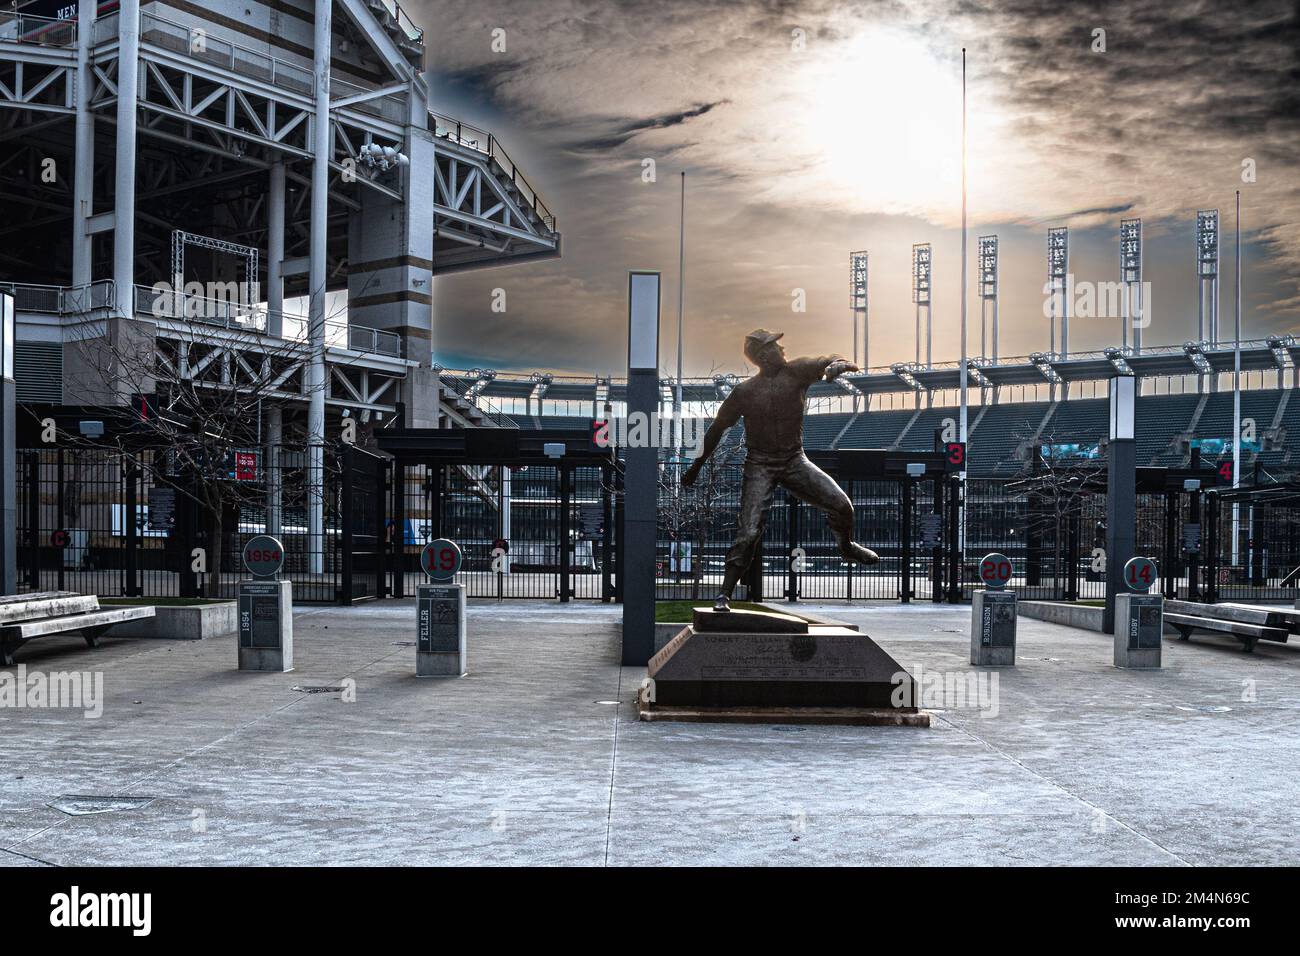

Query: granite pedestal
left=641, top=607, right=927, bottom=725
left=237, top=579, right=293, bottom=672
left=970, top=589, right=1017, bottom=666
left=417, top=583, right=467, bottom=677
left=1114, top=592, right=1163, bottom=669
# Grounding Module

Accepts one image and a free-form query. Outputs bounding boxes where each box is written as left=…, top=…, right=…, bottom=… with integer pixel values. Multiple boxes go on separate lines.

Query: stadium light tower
left=1197, top=208, right=1220, bottom=345
left=978, top=236, right=998, bottom=362
left=1196, top=209, right=1220, bottom=394
left=1119, top=218, right=1143, bottom=354
left=1047, top=227, right=1069, bottom=400
left=912, top=243, right=932, bottom=368
left=850, top=251, right=869, bottom=370
left=978, top=235, right=998, bottom=403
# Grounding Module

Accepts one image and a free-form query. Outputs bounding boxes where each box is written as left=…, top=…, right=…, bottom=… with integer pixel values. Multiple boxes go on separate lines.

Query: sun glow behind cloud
left=790, top=31, right=965, bottom=215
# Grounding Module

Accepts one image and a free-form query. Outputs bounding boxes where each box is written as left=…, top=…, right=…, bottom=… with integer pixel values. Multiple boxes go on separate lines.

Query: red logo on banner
left=234, top=451, right=258, bottom=481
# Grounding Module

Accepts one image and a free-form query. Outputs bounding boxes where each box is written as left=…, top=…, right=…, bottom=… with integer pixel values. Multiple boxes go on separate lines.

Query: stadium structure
left=3, top=0, right=1299, bottom=608
left=438, top=337, right=1300, bottom=481
left=1, top=0, right=561, bottom=568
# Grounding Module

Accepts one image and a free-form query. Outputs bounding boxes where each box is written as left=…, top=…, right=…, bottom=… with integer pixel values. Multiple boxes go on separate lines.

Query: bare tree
left=658, top=439, right=744, bottom=600
left=1012, top=433, right=1109, bottom=599
left=51, top=294, right=353, bottom=586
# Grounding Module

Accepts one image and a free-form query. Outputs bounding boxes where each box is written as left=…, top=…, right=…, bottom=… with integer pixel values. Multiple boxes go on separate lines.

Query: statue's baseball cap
left=744, top=328, right=784, bottom=360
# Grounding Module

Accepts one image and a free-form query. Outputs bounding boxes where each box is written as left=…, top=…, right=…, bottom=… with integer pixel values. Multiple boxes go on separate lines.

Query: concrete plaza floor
left=2, top=599, right=1297, bottom=866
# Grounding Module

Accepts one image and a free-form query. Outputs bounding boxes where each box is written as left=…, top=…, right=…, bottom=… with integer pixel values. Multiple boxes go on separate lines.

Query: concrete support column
left=113, top=0, right=140, bottom=317
left=72, top=0, right=96, bottom=287
left=267, top=161, right=285, bottom=337
left=306, top=0, right=331, bottom=574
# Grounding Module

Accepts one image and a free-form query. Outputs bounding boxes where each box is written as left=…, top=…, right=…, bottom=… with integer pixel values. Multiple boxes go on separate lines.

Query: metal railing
left=0, top=12, right=77, bottom=47
left=435, top=367, right=517, bottom=428
left=3, top=280, right=115, bottom=314
left=139, top=12, right=314, bottom=96
left=430, top=111, right=557, bottom=232
left=280, top=313, right=403, bottom=358
left=133, top=285, right=401, bottom=358
left=331, top=76, right=407, bottom=126
left=373, top=0, right=424, bottom=44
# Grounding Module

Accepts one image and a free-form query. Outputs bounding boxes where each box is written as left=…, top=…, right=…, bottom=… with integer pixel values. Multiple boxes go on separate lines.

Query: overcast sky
left=414, top=0, right=1300, bottom=377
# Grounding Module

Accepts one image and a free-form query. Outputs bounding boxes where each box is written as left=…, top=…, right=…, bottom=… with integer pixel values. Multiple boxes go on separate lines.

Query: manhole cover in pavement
left=48, top=795, right=156, bottom=816
left=292, top=685, right=346, bottom=694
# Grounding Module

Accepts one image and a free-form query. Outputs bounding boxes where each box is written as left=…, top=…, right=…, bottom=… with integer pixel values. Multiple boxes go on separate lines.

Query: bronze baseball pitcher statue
left=682, top=329, right=880, bottom=610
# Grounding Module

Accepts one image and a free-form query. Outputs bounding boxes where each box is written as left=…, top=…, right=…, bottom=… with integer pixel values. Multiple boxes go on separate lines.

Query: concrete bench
left=1163, top=601, right=1289, bottom=653
left=0, top=592, right=154, bottom=665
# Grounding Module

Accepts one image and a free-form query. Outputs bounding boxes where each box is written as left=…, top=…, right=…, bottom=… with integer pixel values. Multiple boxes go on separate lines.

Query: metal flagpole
left=675, top=172, right=686, bottom=469
left=958, top=48, right=969, bottom=593
left=1232, top=189, right=1242, bottom=565
left=959, top=49, right=968, bottom=451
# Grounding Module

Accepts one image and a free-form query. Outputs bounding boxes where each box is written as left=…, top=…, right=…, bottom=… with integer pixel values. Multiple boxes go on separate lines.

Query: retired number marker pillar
left=238, top=535, right=293, bottom=672
left=1115, top=556, right=1163, bottom=669
left=417, top=538, right=467, bottom=677
left=971, top=551, right=1016, bottom=665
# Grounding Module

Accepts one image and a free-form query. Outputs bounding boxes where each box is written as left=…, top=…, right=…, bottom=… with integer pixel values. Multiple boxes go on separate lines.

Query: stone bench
left=1163, top=600, right=1290, bottom=653
left=0, top=591, right=155, bottom=665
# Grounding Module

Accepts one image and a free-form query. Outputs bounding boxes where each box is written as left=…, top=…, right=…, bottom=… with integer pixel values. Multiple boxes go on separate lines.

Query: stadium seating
left=524, top=387, right=1300, bottom=478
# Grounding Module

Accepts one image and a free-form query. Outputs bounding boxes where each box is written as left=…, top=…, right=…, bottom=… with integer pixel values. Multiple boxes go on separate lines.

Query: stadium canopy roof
left=544, top=382, right=598, bottom=401
left=480, top=379, right=536, bottom=398
left=441, top=336, right=1296, bottom=401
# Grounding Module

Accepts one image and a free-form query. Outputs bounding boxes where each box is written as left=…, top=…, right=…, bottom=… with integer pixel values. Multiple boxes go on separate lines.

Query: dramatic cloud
left=417, top=0, right=1300, bottom=376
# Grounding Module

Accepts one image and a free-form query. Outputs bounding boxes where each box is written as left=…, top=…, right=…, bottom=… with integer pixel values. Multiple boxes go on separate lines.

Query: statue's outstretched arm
left=789, top=355, right=858, bottom=383
left=681, top=393, right=741, bottom=485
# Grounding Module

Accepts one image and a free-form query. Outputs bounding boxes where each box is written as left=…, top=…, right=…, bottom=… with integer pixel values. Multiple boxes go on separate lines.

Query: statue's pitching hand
left=825, top=359, right=860, bottom=380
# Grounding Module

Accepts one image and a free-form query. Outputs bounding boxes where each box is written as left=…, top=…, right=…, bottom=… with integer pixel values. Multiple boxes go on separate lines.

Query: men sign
left=242, top=534, right=285, bottom=579
left=421, top=538, right=462, bottom=582
left=979, top=552, right=1013, bottom=590
left=1123, top=556, right=1157, bottom=593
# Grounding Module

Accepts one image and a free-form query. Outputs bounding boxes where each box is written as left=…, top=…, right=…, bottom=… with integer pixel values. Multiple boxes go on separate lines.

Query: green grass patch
left=101, top=597, right=231, bottom=607
left=655, top=600, right=805, bottom=623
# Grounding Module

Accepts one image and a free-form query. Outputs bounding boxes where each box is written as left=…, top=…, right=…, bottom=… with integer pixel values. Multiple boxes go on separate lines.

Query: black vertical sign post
left=622, top=271, right=660, bottom=666
left=237, top=534, right=293, bottom=672
left=0, top=293, right=14, bottom=595
left=1105, top=375, right=1137, bottom=634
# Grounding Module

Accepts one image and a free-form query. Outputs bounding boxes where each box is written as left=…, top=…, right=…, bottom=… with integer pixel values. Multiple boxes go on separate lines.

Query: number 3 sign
left=421, top=538, right=463, bottom=582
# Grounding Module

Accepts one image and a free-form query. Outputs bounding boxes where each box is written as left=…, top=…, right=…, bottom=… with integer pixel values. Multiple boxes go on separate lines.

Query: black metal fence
left=16, top=443, right=386, bottom=603
left=14, top=438, right=1300, bottom=607
left=654, top=466, right=960, bottom=603
left=389, top=460, right=616, bottom=601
